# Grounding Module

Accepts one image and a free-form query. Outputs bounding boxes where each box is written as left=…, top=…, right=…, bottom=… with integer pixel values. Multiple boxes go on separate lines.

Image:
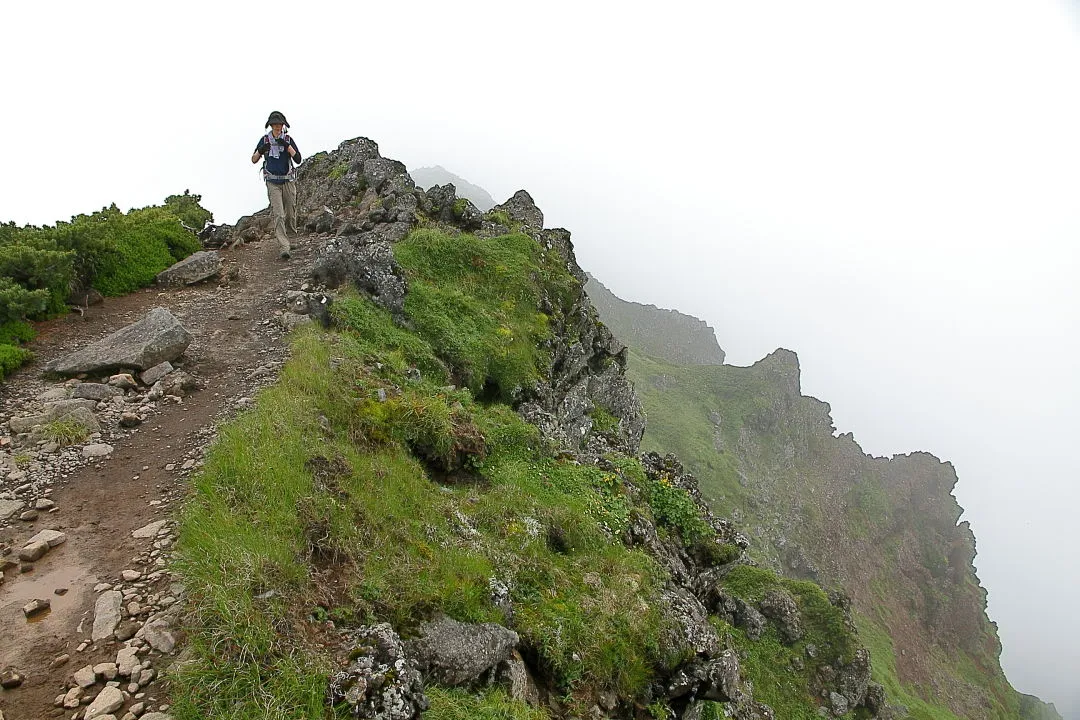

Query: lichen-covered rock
left=46, top=307, right=192, bottom=375
left=406, top=614, right=519, bottom=687
left=329, top=624, right=428, bottom=719
left=662, top=587, right=721, bottom=657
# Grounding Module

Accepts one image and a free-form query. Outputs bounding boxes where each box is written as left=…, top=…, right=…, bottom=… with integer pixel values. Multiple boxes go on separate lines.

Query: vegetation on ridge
left=0, top=191, right=210, bottom=380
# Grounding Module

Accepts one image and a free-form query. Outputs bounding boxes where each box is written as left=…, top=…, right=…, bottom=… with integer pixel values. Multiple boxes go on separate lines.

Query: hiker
left=251, top=110, right=302, bottom=259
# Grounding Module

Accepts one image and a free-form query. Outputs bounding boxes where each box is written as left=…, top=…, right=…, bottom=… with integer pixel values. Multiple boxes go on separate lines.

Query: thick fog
left=4, top=2, right=1078, bottom=716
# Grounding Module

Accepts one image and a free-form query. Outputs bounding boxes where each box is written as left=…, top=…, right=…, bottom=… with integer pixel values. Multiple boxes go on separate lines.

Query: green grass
left=393, top=228, right=577, bottom=401
left=40, top=417, right=92, bottom=447
left=173, top=308, right=690, bottom=715
left=426, top=687, right=547, bottom=720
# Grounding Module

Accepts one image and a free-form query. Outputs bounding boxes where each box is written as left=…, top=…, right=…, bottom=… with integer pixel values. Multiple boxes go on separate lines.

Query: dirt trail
left=0, top=235, right=317, bottom=719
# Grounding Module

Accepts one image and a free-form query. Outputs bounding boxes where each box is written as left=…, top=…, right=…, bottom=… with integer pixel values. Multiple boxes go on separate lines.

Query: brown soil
left=0, top=235, right=317, bottom=719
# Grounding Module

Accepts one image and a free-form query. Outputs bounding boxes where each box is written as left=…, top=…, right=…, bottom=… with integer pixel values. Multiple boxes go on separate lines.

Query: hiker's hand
left=258, top=141, right=270, bottom=155
left=275, top=136, right=289, bottom=147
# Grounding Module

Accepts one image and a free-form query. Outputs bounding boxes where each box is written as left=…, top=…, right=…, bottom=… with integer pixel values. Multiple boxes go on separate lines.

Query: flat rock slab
left=85, top=685, right=124, bottom=718
left=0, top=499, right=25, bottom=521
left=26, top=529, right=67, bottom=547
left=156, top=250, right=221, bottom=287
left=46, top=307, right=192, bottom=375
left=140, top=361, right=174, bottom=386
left=72, top=382, right=122, bottom=401
left=132, top=520, right=167, bottom=539
left=82, top=444, right=115, bottom=458
left=92, top=590, right=123, bottom=641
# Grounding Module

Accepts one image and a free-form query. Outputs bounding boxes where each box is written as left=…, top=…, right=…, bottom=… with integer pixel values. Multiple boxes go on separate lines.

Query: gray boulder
left=47, top=307, right=192, bottom=375
left=329, top=623, right=427, bottom=719
left=407, top=614, right=519, bottom=687
left=156, top=251, right=221, bottom=286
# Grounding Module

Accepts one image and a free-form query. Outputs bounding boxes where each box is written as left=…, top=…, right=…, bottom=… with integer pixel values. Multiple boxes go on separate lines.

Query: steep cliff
left=600, top=306, right=1062, bottom=719
left=584, top=276, right=725, bottom=366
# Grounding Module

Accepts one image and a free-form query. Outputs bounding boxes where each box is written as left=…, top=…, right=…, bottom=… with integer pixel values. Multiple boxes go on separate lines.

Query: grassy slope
left=625, top=349, right=1039, bottom=720
left=172, top=226, right=869, bottom=719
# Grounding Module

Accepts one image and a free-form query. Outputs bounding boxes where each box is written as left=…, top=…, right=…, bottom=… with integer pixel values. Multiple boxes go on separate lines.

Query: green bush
left=164, top=190, right=213, bottom=231
left=0, top=343, right=32, bottom=382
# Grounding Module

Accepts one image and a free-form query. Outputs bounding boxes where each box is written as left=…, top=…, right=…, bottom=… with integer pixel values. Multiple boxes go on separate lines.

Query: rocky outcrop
left=406, top=614, right=519, bottom=687
left=329, top=624, right=428, bottom=719
left=46, top=308, right=192, bottom=375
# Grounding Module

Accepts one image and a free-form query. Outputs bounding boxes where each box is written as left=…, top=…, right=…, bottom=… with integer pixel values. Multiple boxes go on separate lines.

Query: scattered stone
left=116, top=647, right=140, bottom=677
left=92, top=590, right=124, bottom=641
left=122, top=570, right=142, bottom=582
left=108, top=373, right=139, bottom=390
left=51, top=654, right=71, bottom=668
left=35, top=498, right=57, bottom=511
left=407, top=614, right=519, bottom=687
left=0, top=666, right=25, bottom=688
left=0, top=499, right=25, bottom=521
left=140, top=714, right=174, bottom=720
left=73, top=383, right=122, bottom=401
left=115, top=621, right=140, bottom=642
left=19, top=509, right=39, bottom=521
left=55, top=587, right=69, bottom=595
left=119, top=412, right=143, bottom=428
left=94, top=662, right=119, bottom=681
left=74, top=664, right=97, bottom=688
left=63, top=686, right=83, bottom=708
left=85, top=685, right=124, bottom=718
left=329, top=623, right=428, bottom=718
left=139, top=362, right=174, bottom=386
left=23, top=597, right=51, bottom=617
left=82, top=443, right=115, bottom=458
left=132, top=520, right=167, bottom=539
left=141, top=619, right=176, bottom=653
left=19, top=540, right=49, bottom=562
left=46, top=307, right=192, bottom=375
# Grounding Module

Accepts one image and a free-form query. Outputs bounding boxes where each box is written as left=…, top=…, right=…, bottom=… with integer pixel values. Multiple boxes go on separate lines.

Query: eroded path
left=0, top=235, right=318, bottom=719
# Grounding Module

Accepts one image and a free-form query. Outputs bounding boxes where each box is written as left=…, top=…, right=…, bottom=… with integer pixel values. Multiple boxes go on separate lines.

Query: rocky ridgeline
left=203, top=139, right=888, bottom=718
left=5, top=137, right=892, bottom=719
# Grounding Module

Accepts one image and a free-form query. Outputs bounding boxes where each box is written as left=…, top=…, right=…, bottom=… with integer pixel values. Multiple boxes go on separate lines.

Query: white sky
left=5, top=1, right=1078, bottom=716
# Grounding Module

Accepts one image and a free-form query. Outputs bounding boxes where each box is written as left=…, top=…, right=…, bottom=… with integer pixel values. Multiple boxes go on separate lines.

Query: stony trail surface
left=0, top=234, right=318, bottom=720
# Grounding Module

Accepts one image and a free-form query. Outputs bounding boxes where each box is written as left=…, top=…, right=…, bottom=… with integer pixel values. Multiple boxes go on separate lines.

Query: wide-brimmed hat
left=265, top=111, right=290, bottom=128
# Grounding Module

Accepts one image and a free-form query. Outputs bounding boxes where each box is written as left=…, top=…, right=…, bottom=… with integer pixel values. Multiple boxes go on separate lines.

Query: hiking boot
left=280, top=250, right=291, bottom=260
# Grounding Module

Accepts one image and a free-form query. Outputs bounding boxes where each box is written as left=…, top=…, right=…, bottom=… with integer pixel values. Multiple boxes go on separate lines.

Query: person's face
left=270, top=123, right=284, bottom=136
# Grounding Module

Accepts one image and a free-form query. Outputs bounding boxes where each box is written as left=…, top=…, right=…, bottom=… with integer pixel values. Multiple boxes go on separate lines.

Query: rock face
left=586, top=274, right=726, bottom=366
left=156, top=250, right=221, bottom=286
left=46, top=307, right=192, bottom=375
left=407, top=614, right=519, bottom=687
left=328, top=623, right=428, bottom=719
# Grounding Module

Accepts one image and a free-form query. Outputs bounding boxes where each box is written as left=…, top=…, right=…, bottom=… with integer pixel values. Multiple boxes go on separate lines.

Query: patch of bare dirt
left=0, top=234, right=319, bottom=719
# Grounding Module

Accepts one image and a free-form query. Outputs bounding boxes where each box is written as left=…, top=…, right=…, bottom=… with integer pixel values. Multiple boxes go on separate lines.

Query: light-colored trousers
left=266, top=181, right=298, bottom=252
